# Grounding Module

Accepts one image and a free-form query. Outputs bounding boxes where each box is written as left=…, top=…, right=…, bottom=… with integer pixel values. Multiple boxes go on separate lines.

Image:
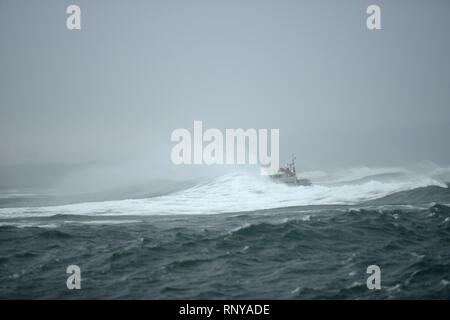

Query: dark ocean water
left=0, top=171, right=450, bottom=299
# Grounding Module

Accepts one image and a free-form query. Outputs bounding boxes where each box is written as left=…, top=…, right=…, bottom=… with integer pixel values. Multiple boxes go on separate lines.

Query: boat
left=269, top=156, right=312, bottom=186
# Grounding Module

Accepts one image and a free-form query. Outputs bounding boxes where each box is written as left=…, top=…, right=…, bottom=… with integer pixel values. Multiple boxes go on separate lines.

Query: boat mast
left=291, top=154, right=296, bottom=174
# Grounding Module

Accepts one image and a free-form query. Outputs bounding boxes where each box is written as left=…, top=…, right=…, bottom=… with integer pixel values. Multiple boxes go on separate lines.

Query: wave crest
left=0, top=165, right=448, bottom=218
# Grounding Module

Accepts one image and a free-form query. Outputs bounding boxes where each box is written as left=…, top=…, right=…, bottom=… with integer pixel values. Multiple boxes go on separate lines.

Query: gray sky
left=1, top=0, right=449, bottom=179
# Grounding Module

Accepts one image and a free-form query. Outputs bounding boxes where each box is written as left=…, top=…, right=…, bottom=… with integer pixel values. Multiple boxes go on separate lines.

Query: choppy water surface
left=1, top=167, right=450, bottom=299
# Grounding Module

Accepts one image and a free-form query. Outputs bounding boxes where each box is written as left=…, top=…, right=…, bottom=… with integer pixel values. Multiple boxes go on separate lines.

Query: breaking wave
left=0, top=165, right=448, bottom=218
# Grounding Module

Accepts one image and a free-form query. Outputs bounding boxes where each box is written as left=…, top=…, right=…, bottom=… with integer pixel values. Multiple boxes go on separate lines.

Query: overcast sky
left=1, top=0, right=449, bottom=179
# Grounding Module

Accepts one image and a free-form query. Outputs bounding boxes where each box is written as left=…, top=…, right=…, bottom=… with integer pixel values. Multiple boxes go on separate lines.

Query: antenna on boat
left=291, top=154, right=296, bottom=174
